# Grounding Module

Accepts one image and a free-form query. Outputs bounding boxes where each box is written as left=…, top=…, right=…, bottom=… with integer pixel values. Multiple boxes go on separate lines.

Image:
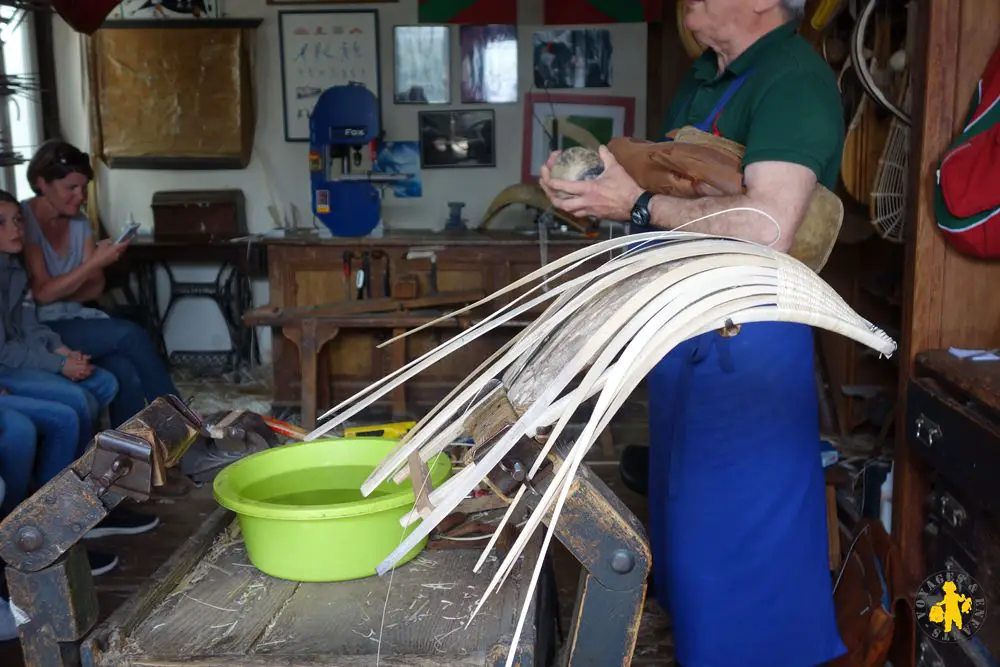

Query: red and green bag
left=935, top=42, right=1000, bottom=258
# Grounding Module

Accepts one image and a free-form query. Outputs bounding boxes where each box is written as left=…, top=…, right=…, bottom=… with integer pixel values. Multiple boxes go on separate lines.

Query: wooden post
left=282, top=321, right=340, bottom=430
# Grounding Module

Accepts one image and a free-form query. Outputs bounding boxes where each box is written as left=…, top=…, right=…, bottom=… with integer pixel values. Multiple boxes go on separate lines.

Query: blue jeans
left=0, top=408, right=35, bottom=515
left=0, top=397, right=80, bottom=513
left=0, top=367, right=117, bottom=459
left=47, top=317, right=178, bottom=427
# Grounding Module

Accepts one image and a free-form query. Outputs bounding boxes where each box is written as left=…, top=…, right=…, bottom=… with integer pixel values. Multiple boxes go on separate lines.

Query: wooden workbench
left=261, top=230, right=598, bottom=414
left=243, top=307, right=530, bottom=429
left=81, top=509, right=552, bottom=666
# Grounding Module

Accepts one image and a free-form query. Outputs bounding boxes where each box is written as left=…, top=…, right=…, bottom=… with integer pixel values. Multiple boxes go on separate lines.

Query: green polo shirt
left=662, top=21, right=844, bottom=190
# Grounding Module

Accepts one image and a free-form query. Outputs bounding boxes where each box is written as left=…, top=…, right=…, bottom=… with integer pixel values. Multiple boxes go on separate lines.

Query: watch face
left=631, top=205, right=648, bottom=227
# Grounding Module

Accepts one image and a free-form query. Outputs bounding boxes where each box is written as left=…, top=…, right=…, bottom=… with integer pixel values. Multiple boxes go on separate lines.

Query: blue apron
left=646, top=74, right=846, bottom=667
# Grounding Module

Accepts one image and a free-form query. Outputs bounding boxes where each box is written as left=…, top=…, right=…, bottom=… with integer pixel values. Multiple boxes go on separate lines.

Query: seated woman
left=20, top=139, right=180, bottom=428
left=0, top=188, right=157, bottom=539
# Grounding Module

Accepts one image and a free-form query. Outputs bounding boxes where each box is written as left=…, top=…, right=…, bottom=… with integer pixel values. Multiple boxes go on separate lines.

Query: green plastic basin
left=213, top=437, right=451, bottom=582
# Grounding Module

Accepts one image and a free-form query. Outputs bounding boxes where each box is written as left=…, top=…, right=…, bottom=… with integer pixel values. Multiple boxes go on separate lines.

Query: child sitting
left=0, top=189, right=157, bottom=541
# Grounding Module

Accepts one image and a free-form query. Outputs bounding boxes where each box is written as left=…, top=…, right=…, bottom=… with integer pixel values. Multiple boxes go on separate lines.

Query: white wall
left=52, top=0, right=647, bottom=362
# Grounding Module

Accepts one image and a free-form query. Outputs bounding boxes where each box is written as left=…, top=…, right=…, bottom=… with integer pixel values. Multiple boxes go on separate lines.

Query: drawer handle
left=918, top=639, right=945, bottom=667
left=940, top=493, right=967, bottom=529
left=915, top=414, right=942, bottom=447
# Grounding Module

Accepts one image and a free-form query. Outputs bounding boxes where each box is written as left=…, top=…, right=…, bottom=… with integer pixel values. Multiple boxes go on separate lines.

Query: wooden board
left=92, top=23, right=257, bottom=168
left=85, top=510, right=544, bottom=666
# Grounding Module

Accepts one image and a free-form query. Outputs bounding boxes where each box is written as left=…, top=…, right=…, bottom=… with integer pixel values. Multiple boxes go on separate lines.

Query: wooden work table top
left=915, top=348, right=1000, bottom=414
left=260, top=227, right=604, bottom=247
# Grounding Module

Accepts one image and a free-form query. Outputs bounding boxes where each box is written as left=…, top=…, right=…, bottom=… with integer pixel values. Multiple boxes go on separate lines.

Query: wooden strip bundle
left=304, top=231, right=897, bottom=667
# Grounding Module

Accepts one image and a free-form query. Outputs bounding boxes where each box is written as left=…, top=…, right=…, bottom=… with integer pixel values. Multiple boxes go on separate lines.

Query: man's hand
left=539, top=146, right=643, bottom=222
left=61, top=356, right=92, bottom=381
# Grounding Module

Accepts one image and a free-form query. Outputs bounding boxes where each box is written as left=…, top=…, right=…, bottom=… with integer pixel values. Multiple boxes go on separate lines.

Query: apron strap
left=695, top=70, right=752, bottom=135
left=668, top=69, right=754, bottom=138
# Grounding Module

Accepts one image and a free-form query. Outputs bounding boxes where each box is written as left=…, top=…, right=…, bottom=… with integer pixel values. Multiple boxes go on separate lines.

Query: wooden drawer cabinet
left=906, top=377, right=1000, bottom=515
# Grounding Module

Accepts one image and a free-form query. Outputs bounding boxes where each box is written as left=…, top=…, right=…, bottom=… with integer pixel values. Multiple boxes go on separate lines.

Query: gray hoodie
left=0, top=253, right=65, bottom=373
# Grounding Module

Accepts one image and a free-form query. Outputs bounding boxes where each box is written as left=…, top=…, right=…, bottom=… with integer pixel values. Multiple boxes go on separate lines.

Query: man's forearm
left=647, top=194, right=786, bottom=249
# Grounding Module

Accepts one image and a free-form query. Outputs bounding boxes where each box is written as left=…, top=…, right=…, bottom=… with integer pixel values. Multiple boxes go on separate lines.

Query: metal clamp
left=915, top=413, right=942, bottom=447
left=88, top=431, right=153, bottom=500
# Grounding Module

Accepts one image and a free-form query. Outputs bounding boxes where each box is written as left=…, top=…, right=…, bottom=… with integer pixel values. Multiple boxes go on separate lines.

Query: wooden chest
left=907, top=351, right=1000, bottom=665
left=152, top=189, right=247, bottom=242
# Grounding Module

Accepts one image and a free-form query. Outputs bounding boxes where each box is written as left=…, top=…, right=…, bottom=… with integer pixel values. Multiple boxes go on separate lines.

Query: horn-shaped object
left=305, top=231, right=896, bottom=667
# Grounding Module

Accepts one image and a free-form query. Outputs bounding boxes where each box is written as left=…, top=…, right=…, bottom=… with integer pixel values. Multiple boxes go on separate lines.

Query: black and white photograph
left=460, top=25, right=518, bottom=104
left=393, top=26, right=451, bottom=104
left=418, top=109, right=496, bottom=168
left=533, top=28, right=613, bottom=90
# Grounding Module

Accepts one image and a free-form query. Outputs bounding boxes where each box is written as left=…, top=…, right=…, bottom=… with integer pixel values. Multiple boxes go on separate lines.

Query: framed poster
left=109, top=1, right=221, bottom=18
left=521, top=92, right=634, bottom=183
left=459, top=24, right=518, bottom=103
left=268, top=0, right=393, bottom=3
left=393, top=25, right=450, bottom=104
left=278, top=9, right=381, bottom=142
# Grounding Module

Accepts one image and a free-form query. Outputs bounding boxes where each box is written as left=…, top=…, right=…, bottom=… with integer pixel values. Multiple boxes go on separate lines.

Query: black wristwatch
left=630, top=191, right=654, bottom=228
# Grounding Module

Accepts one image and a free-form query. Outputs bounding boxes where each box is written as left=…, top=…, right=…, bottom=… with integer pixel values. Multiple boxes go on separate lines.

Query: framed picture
left=418, top=109, right=496, bottom=169
left=278, top=9, right=381, bottom=142
left=521, top=92, right=634, bottom=183
left=393, top=25, right=450, bottom=104
left=533, top=28, right=613, bottom=89
left=268, top=0, right=393, bottom=4
left=110, top=0, right=221, bottom=18
left=459, top=25, right=518, bottom=104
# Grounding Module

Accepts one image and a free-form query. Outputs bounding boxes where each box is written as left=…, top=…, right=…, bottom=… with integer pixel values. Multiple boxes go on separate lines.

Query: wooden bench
left=81, top=508, right=551, bottom=666
left=245, top=294, right=529, bottom=429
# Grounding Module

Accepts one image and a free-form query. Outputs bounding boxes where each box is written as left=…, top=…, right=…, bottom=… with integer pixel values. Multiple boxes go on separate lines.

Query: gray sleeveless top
left=20, top=200, right=108, bottom=322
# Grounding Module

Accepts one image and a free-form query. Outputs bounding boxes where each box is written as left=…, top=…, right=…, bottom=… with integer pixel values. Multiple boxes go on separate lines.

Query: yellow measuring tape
left=343, top=421, right=417, bottom=440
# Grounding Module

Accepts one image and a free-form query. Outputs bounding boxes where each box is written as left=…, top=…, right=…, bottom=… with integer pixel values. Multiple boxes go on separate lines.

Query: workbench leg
left=7, top=545, right=98, bottom=667
left=283, top=322, right=340, bottom=430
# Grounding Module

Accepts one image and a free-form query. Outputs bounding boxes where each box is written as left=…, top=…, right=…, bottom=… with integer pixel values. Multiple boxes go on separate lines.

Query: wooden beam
left=645, top=2, right=693, bottom=139
left=894, top=0, right=961, bottom=588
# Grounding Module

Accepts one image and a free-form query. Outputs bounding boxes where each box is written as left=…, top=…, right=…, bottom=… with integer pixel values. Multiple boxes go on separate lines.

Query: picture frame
left=109, top=0, right=221, bottom=19
left=393, top=25, right=451, bottom=105
left=418, top=109, right=496, bottom=169
left=268, top=0, right=393, bottom=4
left=459, top=24, right=518, bottom=104
left=521, top=92, right=635, bottom=183
left=278, top=9, right=381, bottom=142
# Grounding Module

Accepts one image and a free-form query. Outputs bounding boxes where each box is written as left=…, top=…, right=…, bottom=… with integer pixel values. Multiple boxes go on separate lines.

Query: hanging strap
left=697, top=71, right=752, bottom=135
left=668, top=69, right=753, bottom=138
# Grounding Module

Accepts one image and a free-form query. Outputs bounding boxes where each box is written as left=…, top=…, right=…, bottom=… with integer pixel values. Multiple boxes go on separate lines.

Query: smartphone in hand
left=116, top=221, right=141, bottom=244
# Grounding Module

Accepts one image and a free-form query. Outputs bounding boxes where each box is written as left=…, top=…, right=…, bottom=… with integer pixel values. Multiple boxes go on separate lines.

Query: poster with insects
left=111, top=1, right=221, bottom=19
left=278, top=9, right=381, bottom=142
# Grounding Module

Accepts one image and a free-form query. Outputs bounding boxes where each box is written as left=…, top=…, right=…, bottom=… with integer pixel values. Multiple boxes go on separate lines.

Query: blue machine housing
left=308, top=83, right=382, bottom=237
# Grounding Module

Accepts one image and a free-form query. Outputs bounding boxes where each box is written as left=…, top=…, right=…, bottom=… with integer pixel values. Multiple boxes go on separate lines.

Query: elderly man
left=540, top=1, right=846, bottom=666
